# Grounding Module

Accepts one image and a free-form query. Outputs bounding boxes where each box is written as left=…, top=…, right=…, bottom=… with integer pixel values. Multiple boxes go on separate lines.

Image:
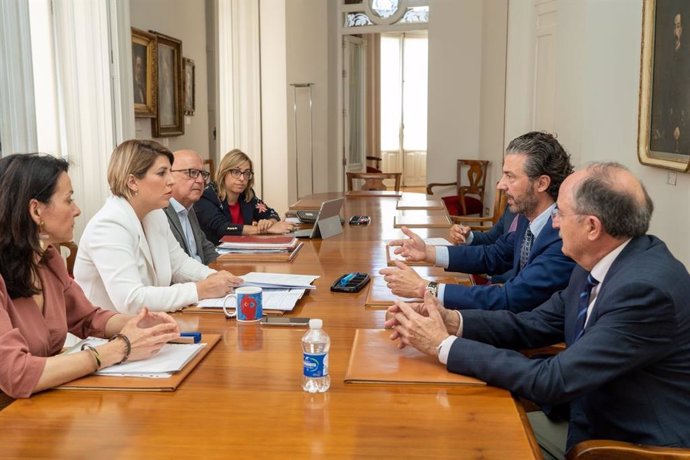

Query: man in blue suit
left=381, top=131, right=575, bottom=313
left=387, top=162, right=690, bottom=458
left=448, top=205, right=517, bottom=283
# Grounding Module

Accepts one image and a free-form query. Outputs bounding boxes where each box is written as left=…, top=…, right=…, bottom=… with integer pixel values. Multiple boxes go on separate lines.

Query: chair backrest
left=58, top=241, right=78, bottom=277
left=456, top=159, right=489, bottom=215
left=366, top=155, right=382, bottom=173
left=488, top=187, right=507, bottom=226
left=567, top=440, right=690, bottom=460
left=203, top=158, right=216, bottom=182
left=346, top=172, right=401, bottom=192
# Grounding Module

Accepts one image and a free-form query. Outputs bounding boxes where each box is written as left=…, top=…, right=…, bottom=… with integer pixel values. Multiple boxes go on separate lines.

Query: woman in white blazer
left=74, top=140, right=242, bottom=314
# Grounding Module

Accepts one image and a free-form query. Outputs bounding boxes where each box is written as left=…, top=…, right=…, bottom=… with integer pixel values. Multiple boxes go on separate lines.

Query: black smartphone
left=260, top=317, right=310, bottom=327
left=349, top=215, right=371, bottom=225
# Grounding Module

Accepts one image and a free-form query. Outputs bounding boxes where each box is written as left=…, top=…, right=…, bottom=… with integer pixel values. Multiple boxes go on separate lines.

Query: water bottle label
left=303, top=353, right=328, bottom=378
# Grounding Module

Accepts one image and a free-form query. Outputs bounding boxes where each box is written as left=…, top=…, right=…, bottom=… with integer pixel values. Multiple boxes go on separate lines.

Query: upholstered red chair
left=427, top=159, right=489, bottom=216
left=366, top=155, right=383, bottom=173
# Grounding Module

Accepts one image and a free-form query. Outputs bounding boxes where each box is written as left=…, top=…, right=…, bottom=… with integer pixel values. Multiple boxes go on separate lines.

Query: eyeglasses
left=550, top=206, right=582, bottom=220
left=229, top=168, right=254, bottom=180
left=171, top=168, right=210, bottom=182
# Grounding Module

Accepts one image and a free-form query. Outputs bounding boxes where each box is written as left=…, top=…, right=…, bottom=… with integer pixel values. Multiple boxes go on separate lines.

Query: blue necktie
left=574, top=273, right=600, bottom=341
left=519, top=228, right=534, bottom=270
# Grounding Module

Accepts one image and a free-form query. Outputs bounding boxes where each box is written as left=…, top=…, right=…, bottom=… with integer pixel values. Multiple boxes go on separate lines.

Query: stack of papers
left=218, top=235, right=299, bottom=253
left=198, top=288, right=307, bottom=312
left=197, top=272, right=320, bottom=313
left=240, top=272, right=318, bottom=289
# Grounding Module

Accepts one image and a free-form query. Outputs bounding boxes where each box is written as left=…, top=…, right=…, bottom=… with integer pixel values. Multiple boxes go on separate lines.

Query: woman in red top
left=194, top=149, right=294, bottom=245
left=0, top=154, right=180, bottom=402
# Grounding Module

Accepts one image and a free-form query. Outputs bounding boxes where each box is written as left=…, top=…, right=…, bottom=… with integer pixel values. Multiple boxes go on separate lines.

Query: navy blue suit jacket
left=449, top=236, right=690, bottom=451
left=194, top=185, right=280, bottom=245
left=442, top=215, right=575, bottom=312
left=468, top=205, right=517, bottom=282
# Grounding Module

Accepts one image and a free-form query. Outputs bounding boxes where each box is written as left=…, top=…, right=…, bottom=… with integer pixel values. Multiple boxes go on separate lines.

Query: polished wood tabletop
left=0, top=193, right=538, bottom=459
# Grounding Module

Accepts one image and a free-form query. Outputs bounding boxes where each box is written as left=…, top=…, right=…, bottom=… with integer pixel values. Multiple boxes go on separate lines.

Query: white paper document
left=69, top=338, right=205, bottom=376
left=197, top=288, right=307, bottom=312
left=240, top=272, right=318, bottom=289
left=423, top=238, right=453, bottom=246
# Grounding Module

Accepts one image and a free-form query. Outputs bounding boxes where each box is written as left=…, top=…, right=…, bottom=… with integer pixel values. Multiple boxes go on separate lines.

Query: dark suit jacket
left=443, top=215, right=575, bottom=312
left=448, top=235, right=690, bottom=451
left=469, top=205, right=516, bottom=246
left=194, top=185, right=281, bottom=245
left=469, top=205, right=517, bottom=282
left=164, top=205, right=218, bottom=265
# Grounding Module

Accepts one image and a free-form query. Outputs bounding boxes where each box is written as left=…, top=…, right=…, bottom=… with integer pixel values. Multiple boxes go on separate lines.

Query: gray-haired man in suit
left=165, top=149, right=218, bottom=264
left=386, top=162, right=690, bottom=458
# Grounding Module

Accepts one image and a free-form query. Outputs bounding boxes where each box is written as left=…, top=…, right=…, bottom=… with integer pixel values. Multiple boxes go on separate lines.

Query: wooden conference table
left=0, top=192, right=538, bottom=459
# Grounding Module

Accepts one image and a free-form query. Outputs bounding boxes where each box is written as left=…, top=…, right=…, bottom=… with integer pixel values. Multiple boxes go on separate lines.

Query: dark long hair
left=0, top=154, right=69, bottom=298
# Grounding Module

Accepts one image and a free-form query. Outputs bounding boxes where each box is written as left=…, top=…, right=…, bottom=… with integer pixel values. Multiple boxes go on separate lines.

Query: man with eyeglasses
left=386, top=163, right=690, bottom=459
left=164, top=149, right=218, bottom=264
left=381, top=131, right=576, bottom=313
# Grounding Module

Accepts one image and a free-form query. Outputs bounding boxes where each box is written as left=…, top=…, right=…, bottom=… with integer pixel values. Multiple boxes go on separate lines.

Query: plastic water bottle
left=302, top=318, right=330, bottom=393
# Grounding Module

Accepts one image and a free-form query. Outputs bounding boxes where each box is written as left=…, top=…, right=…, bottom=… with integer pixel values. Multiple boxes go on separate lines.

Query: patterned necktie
left=574, top=273, right=600, bottom=341
left=519, top=228, right=534, bottom=270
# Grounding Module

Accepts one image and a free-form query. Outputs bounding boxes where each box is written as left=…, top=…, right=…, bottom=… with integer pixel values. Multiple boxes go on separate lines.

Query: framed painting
left=638, top=0, right=690, bottom=171
left=183, top=57, right=195, bottom=116
left=151, top=31, right=184, bottom=137
left=131, top=28, right=156, bottom=118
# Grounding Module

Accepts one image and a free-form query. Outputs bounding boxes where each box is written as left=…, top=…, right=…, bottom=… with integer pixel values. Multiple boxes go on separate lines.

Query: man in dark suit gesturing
left=165, top=149, right=218, bottom=265
left=381, top=131, right=575, bottom=313
left=387, top=162, right=690, bottom=458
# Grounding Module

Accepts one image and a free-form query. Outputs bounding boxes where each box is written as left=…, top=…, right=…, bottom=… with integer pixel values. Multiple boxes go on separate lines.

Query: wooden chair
left=366, top=155, right=383, bottom=173
left=567, top=440, right=690, bottom=460
left=347, top=172, right=401, bottom=192
left=450, top=186, right=507, bottom=232
left=427, top=159, right=489, bottom=216
left=203, top=158, right=216, bottom=181
left=58, top=241, right=78, bottom=277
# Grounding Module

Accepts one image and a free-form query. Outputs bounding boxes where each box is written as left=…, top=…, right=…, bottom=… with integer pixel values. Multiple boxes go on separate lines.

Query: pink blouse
left=0, top=247, right=116, bottom=398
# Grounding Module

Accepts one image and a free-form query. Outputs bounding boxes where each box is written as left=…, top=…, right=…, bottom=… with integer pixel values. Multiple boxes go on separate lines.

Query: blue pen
left=340, top=273, right=356, bottom=286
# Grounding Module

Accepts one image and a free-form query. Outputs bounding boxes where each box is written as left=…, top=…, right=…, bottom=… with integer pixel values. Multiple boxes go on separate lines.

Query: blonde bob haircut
left=107, top=139, right=174, bottom=200
left=216, top=148, right=255, bottom=203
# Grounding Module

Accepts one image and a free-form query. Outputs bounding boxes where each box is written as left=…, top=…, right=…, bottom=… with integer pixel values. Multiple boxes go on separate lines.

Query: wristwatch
left=426, top=281, right=439, bottom=298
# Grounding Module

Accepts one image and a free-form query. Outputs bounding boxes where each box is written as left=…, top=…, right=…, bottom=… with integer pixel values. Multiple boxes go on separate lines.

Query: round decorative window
left=364, top=0, right=408, bottom=25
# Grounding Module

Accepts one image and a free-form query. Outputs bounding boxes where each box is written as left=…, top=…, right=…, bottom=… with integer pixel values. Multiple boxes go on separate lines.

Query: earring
left=38, top=221, right=50, bottom=250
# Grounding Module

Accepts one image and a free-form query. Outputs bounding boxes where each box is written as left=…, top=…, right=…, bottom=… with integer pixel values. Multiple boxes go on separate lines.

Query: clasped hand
left=120, top=307, right=180, bottom=361
left=384, top=292, right=450, bottom=356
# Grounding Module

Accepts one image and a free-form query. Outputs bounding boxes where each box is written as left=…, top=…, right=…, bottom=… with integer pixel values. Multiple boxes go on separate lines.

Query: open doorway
left=380, top=31, right=427, bottom=187
left=341, top=30, right=428, bottom=190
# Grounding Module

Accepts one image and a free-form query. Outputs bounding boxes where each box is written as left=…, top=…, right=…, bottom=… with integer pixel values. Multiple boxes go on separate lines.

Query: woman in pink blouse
left=0, top=154, right=180, bottom=402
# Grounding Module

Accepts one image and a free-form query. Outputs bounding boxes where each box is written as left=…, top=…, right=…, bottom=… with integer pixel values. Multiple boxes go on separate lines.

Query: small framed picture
left=151, top=31, right=184, bottom=137
left=183, top=57, right=195, bottom=116
left=131, top=28, right=157, bottom=118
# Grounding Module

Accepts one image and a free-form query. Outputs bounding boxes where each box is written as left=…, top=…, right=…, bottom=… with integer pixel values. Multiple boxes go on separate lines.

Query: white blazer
left=74, top=196, right=215, bottom=314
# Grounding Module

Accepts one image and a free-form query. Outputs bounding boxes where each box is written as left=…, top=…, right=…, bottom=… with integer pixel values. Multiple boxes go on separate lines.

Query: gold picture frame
left=131, top=28, right=157, bottom=118
left=638, top=0, right=690, bottom=171
left=151, top=31, right=184, bottom=137
left=183, top=57, right=195, bottom=116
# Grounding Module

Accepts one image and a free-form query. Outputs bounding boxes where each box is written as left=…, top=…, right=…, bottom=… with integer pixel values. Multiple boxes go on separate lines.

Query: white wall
left=427, top=0, right=483, bottom=189
left=286, top=0, right=330, bottom=201
left=130, top=0, right=210, bottom=157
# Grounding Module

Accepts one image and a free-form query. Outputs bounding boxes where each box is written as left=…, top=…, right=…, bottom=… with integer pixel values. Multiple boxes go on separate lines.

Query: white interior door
left=380, top=31, right=427, bottom=187
left=343, top=35, right=367, bottom=176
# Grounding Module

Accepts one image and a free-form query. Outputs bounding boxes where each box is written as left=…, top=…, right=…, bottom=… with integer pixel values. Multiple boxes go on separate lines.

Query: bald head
left=171, top=149, right=206, bottom=207
left=571, top=162, right=653, bottom=238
